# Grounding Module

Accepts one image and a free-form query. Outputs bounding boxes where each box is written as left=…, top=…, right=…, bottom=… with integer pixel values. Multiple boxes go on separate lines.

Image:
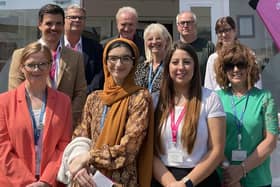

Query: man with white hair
left=64, top=4, right=104, bottom=93
left=176, top=11, right=215, bottom=85
left=101, top=6, right=145, bottom=60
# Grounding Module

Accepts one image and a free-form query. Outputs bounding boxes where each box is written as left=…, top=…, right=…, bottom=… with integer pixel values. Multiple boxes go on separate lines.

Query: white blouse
left=159, top=88, right=225, bottom=168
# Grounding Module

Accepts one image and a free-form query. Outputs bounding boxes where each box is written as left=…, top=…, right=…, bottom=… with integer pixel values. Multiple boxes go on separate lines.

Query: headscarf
left=96, top=38, right=154, bottom=187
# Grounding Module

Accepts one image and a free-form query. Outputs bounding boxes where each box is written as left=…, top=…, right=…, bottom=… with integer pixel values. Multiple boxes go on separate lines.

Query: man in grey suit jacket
left=8, top=4, right=87, bottom=127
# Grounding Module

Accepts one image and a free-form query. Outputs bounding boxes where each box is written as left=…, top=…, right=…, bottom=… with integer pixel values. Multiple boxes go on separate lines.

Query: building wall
left=83, top=0, right=179, bottom=41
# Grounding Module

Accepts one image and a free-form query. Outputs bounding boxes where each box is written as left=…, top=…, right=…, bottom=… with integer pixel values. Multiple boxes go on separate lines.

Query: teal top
left=217, top=87, right=279, bottom=187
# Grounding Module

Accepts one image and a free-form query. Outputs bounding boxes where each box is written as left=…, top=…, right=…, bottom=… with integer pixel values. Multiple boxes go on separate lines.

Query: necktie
left=50, top=51, right=57, bottom=81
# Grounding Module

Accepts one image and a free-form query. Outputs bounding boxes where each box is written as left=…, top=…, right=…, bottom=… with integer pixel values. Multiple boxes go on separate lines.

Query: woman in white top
left=152, top=41, right=226, bottom=187
left=204, top=16, right=262, bottom=91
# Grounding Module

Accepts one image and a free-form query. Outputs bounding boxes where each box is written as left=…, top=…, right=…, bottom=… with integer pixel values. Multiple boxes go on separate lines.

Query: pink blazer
left=0, top=82, right=72, bottom=186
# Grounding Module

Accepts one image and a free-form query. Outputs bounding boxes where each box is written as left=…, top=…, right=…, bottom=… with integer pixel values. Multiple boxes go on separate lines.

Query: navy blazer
left=81, top=36, right=104, bottom=93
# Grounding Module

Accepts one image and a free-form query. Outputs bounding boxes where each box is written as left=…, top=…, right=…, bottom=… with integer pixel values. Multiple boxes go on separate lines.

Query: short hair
left=65, top=4, right=86, bottom=16
left=176, top=11, right=197, bottom=24
left=38, top=4, right=65, bottom=23
left=21, top=42, right=52, bottom=66
left=143, top=23, right=172, bottom=62
left=215, top=42, right=260, bottom=90
left=115, top=6, right=138, bottom=21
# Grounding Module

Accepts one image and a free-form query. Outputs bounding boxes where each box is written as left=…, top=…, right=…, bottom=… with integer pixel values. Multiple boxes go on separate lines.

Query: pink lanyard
left=50, top=51, right=57, bottom=81
left=170, top=106, right=186, bottom=143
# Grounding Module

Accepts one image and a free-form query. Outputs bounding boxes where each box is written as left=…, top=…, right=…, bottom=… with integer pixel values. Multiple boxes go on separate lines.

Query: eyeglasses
left=24, top=62, right=50, bottom=71
left=224, top=62, right=247, bottom=71
left=177, top=20, right=195, bottom=27
left=66, top=15, right=86, bottom=21
left=107, top=55, right=134, bottom=64
left=217, top=27, right=232, bottom=35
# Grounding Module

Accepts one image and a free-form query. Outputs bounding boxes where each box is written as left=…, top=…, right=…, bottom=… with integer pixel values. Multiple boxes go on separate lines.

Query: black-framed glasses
left=217, top=27, right=232, bottom=35
left=66, top=15, right=86, bottom=21
left=107, top=55, right=135, bottom=64
left=224, top=62, right=247, bottom=71
left=177, top=20, right=195, bottom=27
left=24, top=62, right=50, bottom=71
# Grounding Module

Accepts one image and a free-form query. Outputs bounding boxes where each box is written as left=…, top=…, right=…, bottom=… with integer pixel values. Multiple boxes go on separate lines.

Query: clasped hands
left=68, top=152, right=96, bottom=187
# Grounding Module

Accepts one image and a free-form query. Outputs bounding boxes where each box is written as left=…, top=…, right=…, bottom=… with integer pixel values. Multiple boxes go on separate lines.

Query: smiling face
left=107, top=46, right=134, bottom=85
left=145, top=32, right=166, bottom=57
left=65, top=8, right=85, bottom=35
left=38, top=13, right=64, bottom=45
left=21, top=51, right=51, bottom=87
left=225, top=62, right=248, bottom=87
left=169, top=49, right=194, bottom=88
left=116, top=12, right=137, bottom=40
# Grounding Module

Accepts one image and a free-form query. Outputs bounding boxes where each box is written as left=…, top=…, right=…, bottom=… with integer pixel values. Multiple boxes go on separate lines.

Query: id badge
left=167, top=150, right=184, bottom=163
left=231, top=150, right=247, bottom=161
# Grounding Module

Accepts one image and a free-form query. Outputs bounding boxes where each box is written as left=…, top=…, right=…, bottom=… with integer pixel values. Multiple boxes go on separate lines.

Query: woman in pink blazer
left=0, top=42, right=72, bottom=187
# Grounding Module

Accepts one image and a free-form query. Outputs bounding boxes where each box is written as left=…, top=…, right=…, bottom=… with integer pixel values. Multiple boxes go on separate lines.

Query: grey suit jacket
left=8, top=46, right=87, bottom=127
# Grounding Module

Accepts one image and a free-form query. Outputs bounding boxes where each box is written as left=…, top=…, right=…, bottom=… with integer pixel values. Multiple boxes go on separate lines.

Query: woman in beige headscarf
left=66, top=38, right=154, bottom=187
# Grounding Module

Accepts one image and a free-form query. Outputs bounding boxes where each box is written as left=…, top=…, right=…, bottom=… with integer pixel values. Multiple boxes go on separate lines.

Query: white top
left=204, top=52, right=262, bottom=90
left=33, top=108, right=45, bottom=175
left=204, top=53, right=219, bottom=90
left=159, top=88, right=225, bottom=168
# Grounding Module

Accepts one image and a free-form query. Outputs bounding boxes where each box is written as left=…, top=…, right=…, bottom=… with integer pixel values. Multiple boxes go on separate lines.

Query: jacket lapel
left=56, top=47, right=67, bottom=87
left=42, top=87, right=55, bottom=144
left=17, top=83, right=35, bottom=145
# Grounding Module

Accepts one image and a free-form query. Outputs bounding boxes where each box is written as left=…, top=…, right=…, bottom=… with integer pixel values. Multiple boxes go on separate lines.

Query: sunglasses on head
left=224, top=61, right=247, bottom=71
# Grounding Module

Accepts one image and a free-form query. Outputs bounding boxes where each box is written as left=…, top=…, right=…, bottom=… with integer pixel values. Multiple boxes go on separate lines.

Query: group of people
left=0, top=3, right=278, bottom=187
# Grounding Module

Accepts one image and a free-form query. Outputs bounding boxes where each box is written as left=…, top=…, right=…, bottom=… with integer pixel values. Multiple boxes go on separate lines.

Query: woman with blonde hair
left=135, top=23, right=172, bottom=107
left=0, top=41, right=72, bottom=186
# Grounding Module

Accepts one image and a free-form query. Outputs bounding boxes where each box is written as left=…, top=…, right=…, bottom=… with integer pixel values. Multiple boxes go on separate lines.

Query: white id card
left=167, top=151, right=184, bottom=163
left=232, top=150, right=247, bottom=161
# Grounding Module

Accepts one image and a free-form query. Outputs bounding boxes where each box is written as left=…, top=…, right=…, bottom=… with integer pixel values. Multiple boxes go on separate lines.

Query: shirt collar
left=38, top=38, right=62, bottom=53
left=64, top=35, right=82, bottom=52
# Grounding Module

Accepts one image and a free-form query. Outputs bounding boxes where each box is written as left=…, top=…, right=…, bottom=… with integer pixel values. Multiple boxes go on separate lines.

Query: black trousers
left=151, top=166, right=221, bottom=187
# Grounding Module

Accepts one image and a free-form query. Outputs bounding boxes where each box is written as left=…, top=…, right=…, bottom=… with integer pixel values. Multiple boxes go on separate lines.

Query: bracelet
left=240, top=162, right=247, bottom=178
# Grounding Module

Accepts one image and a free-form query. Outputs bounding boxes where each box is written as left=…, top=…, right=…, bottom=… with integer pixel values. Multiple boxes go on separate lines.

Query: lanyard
left=26, top=90, right=47, bottom=145
left=100, top=105, right=108, bottom=130
left=170, top=106, right=186, bottom=144
left=230, top=92, right=249, bottom=149
left=148, top=63, right=163, bottom=92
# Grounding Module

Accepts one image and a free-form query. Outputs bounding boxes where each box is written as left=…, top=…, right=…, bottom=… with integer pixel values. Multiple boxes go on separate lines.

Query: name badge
left=167, top=151, right=184, bottom=163
left=232, top=150, right=247, bottom=161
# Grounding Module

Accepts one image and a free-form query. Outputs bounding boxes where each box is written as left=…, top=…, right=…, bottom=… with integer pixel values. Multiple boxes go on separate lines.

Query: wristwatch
left=182, top=177, right=194, bottom=187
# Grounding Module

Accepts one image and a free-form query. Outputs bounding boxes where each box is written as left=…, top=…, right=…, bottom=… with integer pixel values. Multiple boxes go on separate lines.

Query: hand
left=166, top=180, right=186, bottom=187
left=69, top=152, right=90, bottom=176
left=73, top=168, right=96, bottom=187
left=26, top=181, right=50, bottom=187
left=223, top=165, right=243, bottom=186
